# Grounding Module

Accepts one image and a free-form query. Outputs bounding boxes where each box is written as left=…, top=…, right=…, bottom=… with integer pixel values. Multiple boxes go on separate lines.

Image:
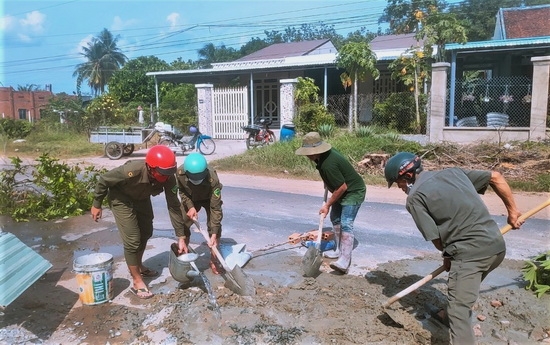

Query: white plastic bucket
left=73, top=253, right=114, bottom=305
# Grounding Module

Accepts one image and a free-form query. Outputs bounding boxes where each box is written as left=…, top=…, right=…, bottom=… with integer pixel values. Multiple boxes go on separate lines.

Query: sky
left=0, top=0, right=391, bottom=95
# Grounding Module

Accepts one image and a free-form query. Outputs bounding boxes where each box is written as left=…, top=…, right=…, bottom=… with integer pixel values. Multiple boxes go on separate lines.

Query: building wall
left=0, top=87, right=53, bottom=122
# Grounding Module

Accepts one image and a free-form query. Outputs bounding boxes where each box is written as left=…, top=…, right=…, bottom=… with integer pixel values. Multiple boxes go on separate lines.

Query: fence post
left=279, top=78, right=298, bottom=129
left=195, top=84, right=214, bottom=137
left=530, top=56, right=550, bottom=141
left=428, top=62, right=450, bottom=143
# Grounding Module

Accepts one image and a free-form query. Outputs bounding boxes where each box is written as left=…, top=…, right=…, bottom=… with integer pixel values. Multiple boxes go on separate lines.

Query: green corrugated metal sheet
left=0, top=231, right=52, bottom=307
left=446, top=36, right=550, bottom=51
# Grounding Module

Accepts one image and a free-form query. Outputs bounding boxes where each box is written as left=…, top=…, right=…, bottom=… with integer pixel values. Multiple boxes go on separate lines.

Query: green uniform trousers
left=447, top=250, right=506, bottom=345
left=110, top=198, right=154, bottom=266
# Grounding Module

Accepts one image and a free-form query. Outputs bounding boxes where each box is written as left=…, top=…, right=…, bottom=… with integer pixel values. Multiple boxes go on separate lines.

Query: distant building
left=0, top=87, right=54, bottom=122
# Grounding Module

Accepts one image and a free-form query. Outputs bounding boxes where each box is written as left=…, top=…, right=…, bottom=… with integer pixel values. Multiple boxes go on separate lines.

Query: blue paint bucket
left=280, top=124, right=296, bottom=142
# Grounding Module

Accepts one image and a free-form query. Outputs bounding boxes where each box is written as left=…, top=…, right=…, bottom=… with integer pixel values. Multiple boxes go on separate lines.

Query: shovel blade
left=224, top=265, right=256, bottom=296
left=301, top=246, right=322, bottom=277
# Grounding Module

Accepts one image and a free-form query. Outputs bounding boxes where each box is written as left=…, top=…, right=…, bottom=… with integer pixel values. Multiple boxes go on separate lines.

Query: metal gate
left=212, top=86, right=248, bottom=139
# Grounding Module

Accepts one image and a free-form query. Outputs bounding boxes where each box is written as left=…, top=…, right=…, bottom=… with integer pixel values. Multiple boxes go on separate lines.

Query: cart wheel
left=123, top=144, right=135, bottom=156
left=105, top=141, right=124, bottom=160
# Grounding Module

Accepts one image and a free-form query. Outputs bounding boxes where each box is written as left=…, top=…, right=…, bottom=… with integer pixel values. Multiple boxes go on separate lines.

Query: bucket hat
left=295, top=132, right=332, bottom=156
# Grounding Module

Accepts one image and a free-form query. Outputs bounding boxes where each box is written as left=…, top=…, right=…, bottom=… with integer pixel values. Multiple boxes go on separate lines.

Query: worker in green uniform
left=91, top=145, right=187, bottom=299
left=385, top=152, right=523, bottom=345
left=295, top=132, right=366, bottom=274
left=176, top=152, right=225, bottom=274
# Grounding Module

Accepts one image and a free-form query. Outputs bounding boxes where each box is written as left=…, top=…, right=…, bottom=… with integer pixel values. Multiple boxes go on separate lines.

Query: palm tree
left=17, top=84, right=41, bottom=91
left=197, top=43, right=239, bottom=69
left=336, top=42, right=379, bottom=132
left=73, top=28, right=127, bottom=96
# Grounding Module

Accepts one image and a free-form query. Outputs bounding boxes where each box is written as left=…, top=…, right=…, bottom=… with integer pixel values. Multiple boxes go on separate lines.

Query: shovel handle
left=193, top=220, right=231, bottom=272
left=317, top=187, right=329, bottom=246
left=382, top=197, right=550, bottom=308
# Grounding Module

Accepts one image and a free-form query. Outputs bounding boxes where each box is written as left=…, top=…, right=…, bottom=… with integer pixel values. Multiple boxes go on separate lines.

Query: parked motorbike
left=241, top=118, right=276, bottom=149
left=155, top=122, right=216, bottom=155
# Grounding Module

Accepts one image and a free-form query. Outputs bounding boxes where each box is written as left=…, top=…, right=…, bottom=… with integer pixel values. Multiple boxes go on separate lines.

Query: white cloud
left=0, top=15, right=17, bottom=31
left=111, top=16, right=138, bottom=31
left=72, top=35, right=94, bottom=61
left=19, top=11, right=45, bottom=33
left=166, top=13, right=180, bottom=31
left=17, top=33, right=32, bottom=42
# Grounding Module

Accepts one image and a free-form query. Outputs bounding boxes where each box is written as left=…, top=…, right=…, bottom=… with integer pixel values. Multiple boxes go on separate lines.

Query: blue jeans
left=330, top=203, right=362, bottom=234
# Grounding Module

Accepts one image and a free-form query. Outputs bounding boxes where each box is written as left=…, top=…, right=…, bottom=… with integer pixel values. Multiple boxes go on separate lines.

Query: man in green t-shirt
left=295, top=132, right=366, bottom=274
left=385, top=152, right=523, bottom=345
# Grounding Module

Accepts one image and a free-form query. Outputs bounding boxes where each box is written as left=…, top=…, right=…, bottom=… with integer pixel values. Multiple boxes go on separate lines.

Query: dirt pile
left=1, top=249, right=549, bottom=345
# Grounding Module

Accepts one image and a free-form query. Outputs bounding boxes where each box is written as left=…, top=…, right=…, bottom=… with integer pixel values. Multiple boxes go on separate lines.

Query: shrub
left=318, top=123, right=336, bottom=138
left=295, top=103, right=336, bottom=135
left=522, top=251, right=550, bottom=298
left=372, top=92, right=427, bottom=133
left=0, top=154, right=105, bottom=221
left=0, top=118, right=33, bottom=139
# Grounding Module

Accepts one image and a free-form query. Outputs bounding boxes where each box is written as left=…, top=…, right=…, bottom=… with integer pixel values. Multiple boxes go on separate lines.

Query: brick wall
left=0, top=87, right=53, bottom=122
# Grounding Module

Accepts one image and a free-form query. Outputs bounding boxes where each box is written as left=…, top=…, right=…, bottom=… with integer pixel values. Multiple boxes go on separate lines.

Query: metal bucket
left=73, top=253, right=113, bottom=305
left=169, top=244, right=200, bottom=283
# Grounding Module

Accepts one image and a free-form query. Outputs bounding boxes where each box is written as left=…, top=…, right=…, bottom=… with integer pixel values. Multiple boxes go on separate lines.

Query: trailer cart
left=89, top=126, right=157, bottom=160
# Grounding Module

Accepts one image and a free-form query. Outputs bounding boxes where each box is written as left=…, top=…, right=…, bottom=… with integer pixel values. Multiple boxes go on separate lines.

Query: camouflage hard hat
left=384, top=152, right=422, bottom=188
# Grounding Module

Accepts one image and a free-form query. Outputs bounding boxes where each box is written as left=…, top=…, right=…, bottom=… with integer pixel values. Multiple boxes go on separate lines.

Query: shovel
left=193, top=220, right=256, bottom=296
left=302, top=187, right=328, bottom=277
left=383, top=197, right=550, bottom=325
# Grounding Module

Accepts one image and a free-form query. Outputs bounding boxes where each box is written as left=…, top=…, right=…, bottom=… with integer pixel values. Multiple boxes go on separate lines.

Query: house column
left=530, top=56, right=550, bottom=141
left=279, top=78, right=298, bottom=127
left=195, top=84, right=214, bottom=137
left=428, top=62, right=450, bottom=143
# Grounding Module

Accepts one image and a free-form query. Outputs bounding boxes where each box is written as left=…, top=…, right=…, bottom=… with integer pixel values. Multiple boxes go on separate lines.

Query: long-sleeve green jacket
left=176, top=167, right=223, bottom=235
left=92, top=160, right=186, bottom=238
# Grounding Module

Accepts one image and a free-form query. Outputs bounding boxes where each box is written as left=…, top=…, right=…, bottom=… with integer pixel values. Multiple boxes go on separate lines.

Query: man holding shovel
left=295, top=132, right=366, bottom=274
left=176, top=152, right=225, bottom=274
left=385, top=152, right=524, bottom=345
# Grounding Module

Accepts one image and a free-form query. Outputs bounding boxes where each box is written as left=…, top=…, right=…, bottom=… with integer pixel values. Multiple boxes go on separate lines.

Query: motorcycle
left=241, top=118, right=276, bottom=149
left=155, top=122, right=216, bottom=155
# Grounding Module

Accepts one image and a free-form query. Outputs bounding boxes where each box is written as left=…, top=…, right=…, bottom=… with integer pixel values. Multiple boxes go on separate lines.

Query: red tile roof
left=502, top=6, right=550, bottom=39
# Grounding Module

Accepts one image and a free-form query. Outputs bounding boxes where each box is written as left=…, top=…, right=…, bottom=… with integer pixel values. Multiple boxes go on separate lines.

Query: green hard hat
left=384, top=152, right=422, bottom=188
left=184, top=152, right=208, bottom=181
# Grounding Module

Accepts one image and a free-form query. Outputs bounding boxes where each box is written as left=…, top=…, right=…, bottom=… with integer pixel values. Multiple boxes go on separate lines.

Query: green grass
left=211, top=132, right=425, bottom=186
left=3, top=129, right=104, bottom=159
left=4, top=126, right=549, bottom=192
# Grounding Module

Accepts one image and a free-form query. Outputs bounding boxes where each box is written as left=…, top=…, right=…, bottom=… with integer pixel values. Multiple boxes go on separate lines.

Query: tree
left=17, top=84, right=41, bottom=91
left=73, top=28, right=127, bottom=96
left=335, top=42, right=379, bottom=131
left=240, top=37, right=270, bottom=57
left=388, top=48, right=430, bottom=133
left=418, top=11, right=467, bottom=62
left=197, top=43, right=240, bottom=68
left=263, top=23, right=344, bottom=45
left=449, top=0, right=522, bottom=41
left=379, top=0, right=448, bottom=34
left=41, top=93, right=88, bottom=133
left=108, top=56, right=171, bottom=104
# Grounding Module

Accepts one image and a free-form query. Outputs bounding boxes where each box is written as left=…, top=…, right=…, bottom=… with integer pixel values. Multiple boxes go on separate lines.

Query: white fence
left=212, top=86, right=249, bottom=139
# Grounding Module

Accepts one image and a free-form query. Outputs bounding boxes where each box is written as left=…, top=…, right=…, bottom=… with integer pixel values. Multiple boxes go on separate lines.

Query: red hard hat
left=146, top=145, right=177, bottom=175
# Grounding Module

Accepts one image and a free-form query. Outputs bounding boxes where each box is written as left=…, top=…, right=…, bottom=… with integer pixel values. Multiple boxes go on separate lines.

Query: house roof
left=446, top=36, right=550, bottom=53
left=370, top=33, right=427, bottom=61
left=235, top=39, right=335, bottom=61
left=496, top=5, right=550, bottom=39
left=147, top=40, right=339, bottom=84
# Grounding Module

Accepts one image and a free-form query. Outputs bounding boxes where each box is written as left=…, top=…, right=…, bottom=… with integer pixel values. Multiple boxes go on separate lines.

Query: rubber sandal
left=130, top=287, right=154, bottom=299
left=140, top=268, right=159, bottom=277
